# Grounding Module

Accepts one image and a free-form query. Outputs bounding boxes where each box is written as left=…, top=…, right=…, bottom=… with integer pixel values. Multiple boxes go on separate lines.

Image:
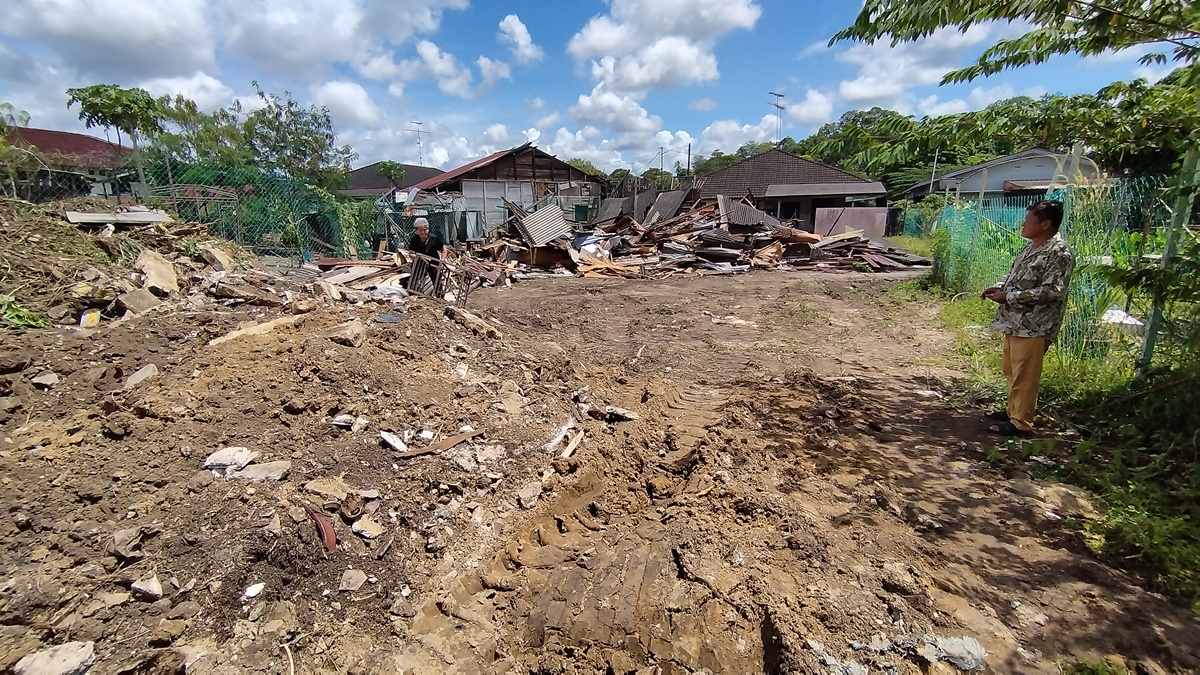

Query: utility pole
left=407, top=121, right=430, bottom=166
left=686, top=143, right=691, bottom=176
left=769, top=92, right=785, bottom=146
left=659, top=146, right=664, bottom=173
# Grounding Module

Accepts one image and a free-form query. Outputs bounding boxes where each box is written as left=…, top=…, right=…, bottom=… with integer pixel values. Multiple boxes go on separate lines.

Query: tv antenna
left=769, top=92, right=786, bottom=145
left=407, top=121, right=430, bottom=165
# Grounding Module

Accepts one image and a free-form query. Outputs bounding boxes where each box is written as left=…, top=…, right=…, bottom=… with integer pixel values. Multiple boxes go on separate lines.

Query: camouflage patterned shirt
left=991, top=237, right=1076, bottom=340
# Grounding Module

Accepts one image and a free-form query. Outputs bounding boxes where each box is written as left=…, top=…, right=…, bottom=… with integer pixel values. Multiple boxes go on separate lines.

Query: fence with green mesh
left=909, top=175, right=1168, bottom=362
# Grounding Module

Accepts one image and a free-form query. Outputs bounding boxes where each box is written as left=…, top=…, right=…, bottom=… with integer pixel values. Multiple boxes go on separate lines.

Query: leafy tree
left=66, top=84, right=165, bottom=194
left=240, top=82, right=356, bottom=189
left=693, top=150, right=744, bottom=176
left=833, top=1, right=1200, bottom=86
left=641, top=167, right=673, bottom=189
left=149, top=94, right=250, bottom=167
left=376, top=160, right=407, bottom=188
left=566, top=157, right=607, bottom=180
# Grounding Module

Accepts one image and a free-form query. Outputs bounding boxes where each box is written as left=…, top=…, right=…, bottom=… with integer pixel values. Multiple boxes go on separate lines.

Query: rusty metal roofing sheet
left=516, top=206, right=572, bottom=247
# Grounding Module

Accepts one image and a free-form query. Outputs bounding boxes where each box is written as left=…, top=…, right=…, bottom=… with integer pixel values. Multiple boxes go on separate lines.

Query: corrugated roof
left=904, top=148, right=1062, bottom=196
left=699, top=149, right=873, bottom=200
left=764, top=182, right=886, bottom=198
left=7, top=127, right=132, bottom=169
left=645, top=190, right=689, bottom=224
left=718, top=195, right=782, bottom=229
left=515, top=205, right=572, bottom=247
left=593, top=197, right=630, bottom=224
left=412, top=148, right=514, bottom=191
left=340, top=161, right=444, bottom=196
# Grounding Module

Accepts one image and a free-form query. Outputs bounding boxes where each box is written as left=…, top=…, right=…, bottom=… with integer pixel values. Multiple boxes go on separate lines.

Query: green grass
left=0, top=294, right=48, bottom=330
left=928, top=284, right=1200, bottom=610
left=768, top=297, right=820, bottom=327
left=753, top=336, right=804, bottom=353
left=886, top=235, right=934, bottom=258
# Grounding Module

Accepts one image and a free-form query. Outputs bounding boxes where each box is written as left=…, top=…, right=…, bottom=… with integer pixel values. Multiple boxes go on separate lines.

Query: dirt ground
left=2, top=269, right=1199, bottom=674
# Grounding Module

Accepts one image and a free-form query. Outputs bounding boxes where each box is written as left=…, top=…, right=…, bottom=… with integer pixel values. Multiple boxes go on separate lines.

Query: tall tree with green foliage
left=376, top=160, right=407, bottom=189
left=0, top=103, right=37, bottom=198
left=834, top=1, right=1199, bottom=86
left=66, top=84, right=165, bottom=195
left=241, top=82, right=357, bottom=189
left=0, top=103, right=30, bottom=133
left=566, top=157, right=607, bottom=181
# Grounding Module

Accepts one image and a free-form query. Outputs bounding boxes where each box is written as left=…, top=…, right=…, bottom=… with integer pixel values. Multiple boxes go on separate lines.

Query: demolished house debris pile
left=416, top=194, right=930, bottom=287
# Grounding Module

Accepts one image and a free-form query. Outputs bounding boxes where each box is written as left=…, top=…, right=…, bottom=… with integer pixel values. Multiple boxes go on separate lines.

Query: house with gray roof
left=695, top=149, right=885, bottom=229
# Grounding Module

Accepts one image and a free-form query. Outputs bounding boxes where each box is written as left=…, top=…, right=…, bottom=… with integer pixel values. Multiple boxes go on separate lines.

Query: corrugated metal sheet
left=645, top=190, right=689, bottom=224
left=516, top=206, right=572, bottom=247
left=592, top=197, right=630, bottom=224
left=717, top=195, right=782, bottom=230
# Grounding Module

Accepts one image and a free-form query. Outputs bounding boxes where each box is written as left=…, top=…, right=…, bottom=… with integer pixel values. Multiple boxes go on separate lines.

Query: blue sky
left=0, top=0, right=1159, bottom=173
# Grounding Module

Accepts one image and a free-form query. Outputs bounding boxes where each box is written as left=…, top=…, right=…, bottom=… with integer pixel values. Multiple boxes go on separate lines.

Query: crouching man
left=981, top=200, right=1075, bottom=436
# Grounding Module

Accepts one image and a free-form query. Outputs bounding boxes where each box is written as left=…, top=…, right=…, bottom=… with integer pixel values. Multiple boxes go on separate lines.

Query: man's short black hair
left=1027, top=200, right=1064, bottom=230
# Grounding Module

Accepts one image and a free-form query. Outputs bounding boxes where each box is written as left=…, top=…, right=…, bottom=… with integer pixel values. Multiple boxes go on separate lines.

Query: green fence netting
left=911, top=176, right=1168, bottom=361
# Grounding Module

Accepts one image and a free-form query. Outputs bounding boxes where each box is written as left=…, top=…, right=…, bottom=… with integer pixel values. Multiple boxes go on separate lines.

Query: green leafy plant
left=0, top=294, right=47, bottom=329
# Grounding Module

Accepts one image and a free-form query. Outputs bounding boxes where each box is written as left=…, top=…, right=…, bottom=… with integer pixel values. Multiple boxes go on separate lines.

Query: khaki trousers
left=1002, top=335, right=1050, bottom=431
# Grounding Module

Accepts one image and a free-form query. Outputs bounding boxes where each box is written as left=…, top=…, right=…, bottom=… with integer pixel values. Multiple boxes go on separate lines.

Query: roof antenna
left=769, top=92, right=785, bottom=146
left=407, top=121, right=430, bottom=166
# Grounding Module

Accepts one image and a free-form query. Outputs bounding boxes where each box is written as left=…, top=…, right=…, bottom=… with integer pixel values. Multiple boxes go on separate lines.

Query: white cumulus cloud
left=690, top=97, right=718, bottom=112
left=477, top=56, right=512, bottom=86
left=498, top=15, right=544, bottom=64
left=140, top=71, right=235, bottom=112
left=786, top=89, right=835, bottom=126
left=310, top=80, right=384, bottom=127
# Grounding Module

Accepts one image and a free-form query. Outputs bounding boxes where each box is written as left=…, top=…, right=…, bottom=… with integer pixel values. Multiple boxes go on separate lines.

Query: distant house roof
left=904, top=148, right=1068, bottom=197
left=339, top=161, right=444, bottom=197
left=698, top=149, right=876, bottom=201
left=7, top=127, right=132, bottom=169
left=412, top=142, right=592, bottom=192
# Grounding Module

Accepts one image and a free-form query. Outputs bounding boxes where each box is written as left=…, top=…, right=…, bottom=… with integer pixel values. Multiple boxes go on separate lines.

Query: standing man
left=408, top=217, right=444, bottom=290
left=981, top=200, right=1075, bottom=436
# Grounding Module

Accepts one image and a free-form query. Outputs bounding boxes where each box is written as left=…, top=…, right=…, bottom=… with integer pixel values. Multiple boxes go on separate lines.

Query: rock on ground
left=124, top=364, right=160, bottom=390
left=13, top=641, right=95, bottom=675
left=227, top=461, right=291, bottom=481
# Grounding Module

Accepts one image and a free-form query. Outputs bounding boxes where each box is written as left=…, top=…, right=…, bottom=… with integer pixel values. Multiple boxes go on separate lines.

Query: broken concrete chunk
left=305, top=476, right=352, bottom=502
left=137, top=249, right=181, bottom=297
left=351, top=517, right=385, bottom=540
left=187, top=470, right=215, bottom=492
left=118, top=288, right=163, bottom=314
left=202, top=447, right=259, bottom=471
left=444, top=306, right=502, bottom=339
left=332, top=415, right=369, bottom=432
left=379, top=431, right=408, bottom=453
left=323, top=319, right=367, bottom=347
left=124, top=363, right=160, bottom=390
left=13, top=641, right=95, bottom=675
left=210, top=282, right=283, bottom=307
left=243, top=583, right=265, bottom=599
left=313, top=280, right=342, bottom=301
left=149, top=618, right=187, bottom=646
left=208, top=315, right=299, bottom=347
left=227, top=461, right=291, bottom=482
left=31, top=372, right=60, bottom=389
left=339, top=569, right=368, bottom=592
left=516, top=481, right=543, bottom=509
left=604, top=406, right=640, bottom=421
left=132, top=574, right=163, bottom=600
left=200, top=246, right=236, bottom=273
left=264, top=514, right=282, bottom=537
left=291, top=298, right=317, bottom=314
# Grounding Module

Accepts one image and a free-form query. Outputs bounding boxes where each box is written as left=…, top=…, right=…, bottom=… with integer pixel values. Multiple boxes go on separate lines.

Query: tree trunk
left=130, top=129, right=150, bottom=202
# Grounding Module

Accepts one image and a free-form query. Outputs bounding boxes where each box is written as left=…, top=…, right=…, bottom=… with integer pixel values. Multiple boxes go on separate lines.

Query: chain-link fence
left=912, top=175, right=1168, bottom=361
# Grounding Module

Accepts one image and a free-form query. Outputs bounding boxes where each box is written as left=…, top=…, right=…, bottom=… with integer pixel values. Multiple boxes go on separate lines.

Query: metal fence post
left=1135, top=147, right=1200, bottom=378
